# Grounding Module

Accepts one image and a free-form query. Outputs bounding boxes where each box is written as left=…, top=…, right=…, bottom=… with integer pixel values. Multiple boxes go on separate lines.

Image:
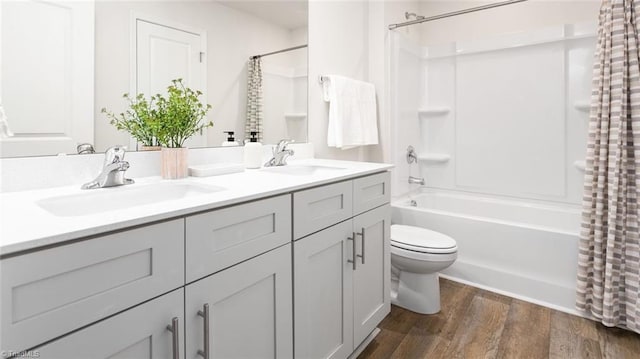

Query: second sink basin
left=37, top=182, right=225, bottom=217
left=261, top=164, right=346, bottom=176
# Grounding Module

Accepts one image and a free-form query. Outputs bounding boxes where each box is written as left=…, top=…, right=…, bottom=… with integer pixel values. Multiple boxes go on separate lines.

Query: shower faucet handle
left=407, top=145, right=418, bottom=164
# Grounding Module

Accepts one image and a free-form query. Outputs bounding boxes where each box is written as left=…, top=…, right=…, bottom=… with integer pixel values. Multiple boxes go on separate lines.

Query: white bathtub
left=392, top=189, right=582, bottom=314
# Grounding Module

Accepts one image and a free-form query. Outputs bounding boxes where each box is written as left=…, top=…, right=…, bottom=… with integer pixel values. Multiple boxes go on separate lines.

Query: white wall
left=94, top=1, right=302, bottom=151
left=308, top=0, right=372, bottom=161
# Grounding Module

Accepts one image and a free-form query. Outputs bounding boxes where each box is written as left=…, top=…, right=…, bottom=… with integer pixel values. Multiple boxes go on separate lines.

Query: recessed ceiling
left=218, top=0, right=308, bottom=30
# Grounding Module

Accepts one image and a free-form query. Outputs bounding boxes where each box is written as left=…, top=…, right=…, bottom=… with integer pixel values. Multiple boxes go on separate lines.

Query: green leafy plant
left=102, top=93, right=161, bottom=147
left=155, top=79, right=213, bottom=148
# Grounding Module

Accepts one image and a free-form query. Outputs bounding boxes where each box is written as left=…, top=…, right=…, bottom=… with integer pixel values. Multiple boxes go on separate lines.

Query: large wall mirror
left=0, top=0, right=308, bottom=158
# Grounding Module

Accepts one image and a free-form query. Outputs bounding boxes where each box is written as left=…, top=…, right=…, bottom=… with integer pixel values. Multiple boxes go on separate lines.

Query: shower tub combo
left=392, top=189, right=582, bottom=314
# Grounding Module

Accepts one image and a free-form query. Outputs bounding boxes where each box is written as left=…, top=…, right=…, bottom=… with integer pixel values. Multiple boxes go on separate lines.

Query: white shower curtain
left=576, top=0, right=640, bottom=334
left=245, top=57, right=263, bottom=142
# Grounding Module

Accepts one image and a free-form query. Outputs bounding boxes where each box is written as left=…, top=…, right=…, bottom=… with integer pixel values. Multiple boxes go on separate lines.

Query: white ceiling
left=218, top=0, right=308, bottom=30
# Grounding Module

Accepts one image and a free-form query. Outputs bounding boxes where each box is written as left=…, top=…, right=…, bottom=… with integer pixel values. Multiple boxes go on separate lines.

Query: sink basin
left=37, top=182, right=224, bottom=217
left=261, top=164, right=346, bottom=176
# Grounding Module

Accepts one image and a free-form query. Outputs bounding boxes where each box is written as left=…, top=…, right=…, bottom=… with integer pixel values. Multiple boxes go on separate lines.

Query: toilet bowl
left=390, top=224, right=458, bottom=314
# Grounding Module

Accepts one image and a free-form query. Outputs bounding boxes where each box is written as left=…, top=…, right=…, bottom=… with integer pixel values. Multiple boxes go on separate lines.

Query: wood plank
left=549, top=325, right=602, bottom=359
left=597, top=325, right=640, bottom=359
left=357, top=328, right=405, bottom=359
left=389, top=326, right=438, bottom=359
left=437, top=280, right=478, bottom=341
left=551, top=311, right=600, bottom=341
left=358, top=306, right=418, bottom=359
left=496, top=299, right=551, bottom=359
left=441, top=295, right=510, bottom=358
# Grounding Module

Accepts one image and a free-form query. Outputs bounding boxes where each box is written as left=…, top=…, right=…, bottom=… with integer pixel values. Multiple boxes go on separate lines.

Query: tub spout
left=408, top=176, right=425, bottom=185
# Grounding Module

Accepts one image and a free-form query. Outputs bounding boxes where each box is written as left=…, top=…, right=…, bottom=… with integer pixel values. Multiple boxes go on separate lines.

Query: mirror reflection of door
left=0, top=0, right=94, bottom=157
left=135, top=18, right=206, bottom=150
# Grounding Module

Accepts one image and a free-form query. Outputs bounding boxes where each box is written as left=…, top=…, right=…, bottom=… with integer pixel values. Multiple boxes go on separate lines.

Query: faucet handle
left=104, top=145, right=127, bottom=165
left=276, top=139, right=294, bottom=152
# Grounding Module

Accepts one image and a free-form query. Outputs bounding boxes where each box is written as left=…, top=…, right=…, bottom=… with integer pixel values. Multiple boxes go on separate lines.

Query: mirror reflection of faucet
left=81, top=145, right=134, bottom=189
left=77, top=143, right=95, bottom=154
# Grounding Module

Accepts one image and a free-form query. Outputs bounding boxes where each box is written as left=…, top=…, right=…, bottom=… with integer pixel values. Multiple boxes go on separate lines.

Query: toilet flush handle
left=356, top=228, right=365, bottom=264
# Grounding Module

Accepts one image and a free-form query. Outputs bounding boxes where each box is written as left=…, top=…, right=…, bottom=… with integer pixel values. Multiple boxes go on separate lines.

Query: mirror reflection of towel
left=0, top=101, right=14, bottom=138
left=322, top=75, right=378, bottom=150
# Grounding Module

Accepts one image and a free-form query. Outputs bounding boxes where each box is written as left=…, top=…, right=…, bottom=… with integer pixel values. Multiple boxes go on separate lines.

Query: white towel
left=322, top=75, right=378, bottom=149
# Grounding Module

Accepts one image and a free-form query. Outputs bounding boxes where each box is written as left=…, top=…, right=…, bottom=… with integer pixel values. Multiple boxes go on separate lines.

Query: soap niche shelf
left=573, top=101, right=590, bottom=112
left=418, top=107, right=450, bottom=117
left=418, top=153, right=451, bottom=164
left=284, top=113, right=307, bottom=120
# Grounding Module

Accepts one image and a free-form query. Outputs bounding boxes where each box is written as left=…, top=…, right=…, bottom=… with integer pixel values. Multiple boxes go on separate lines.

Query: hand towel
left=322, top=75, right=378, bottom=149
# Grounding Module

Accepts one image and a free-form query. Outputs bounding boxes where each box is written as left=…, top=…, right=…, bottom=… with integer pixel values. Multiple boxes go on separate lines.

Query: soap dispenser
left=222, top=131, right=239, bottom=147
left=243, top=131, right=262, bottom=169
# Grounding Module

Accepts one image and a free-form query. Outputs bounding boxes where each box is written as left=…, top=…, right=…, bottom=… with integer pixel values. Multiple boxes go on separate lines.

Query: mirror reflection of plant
left=102, top=93, right=161, bottom=147
left=155, top=79, right=213, bottom=148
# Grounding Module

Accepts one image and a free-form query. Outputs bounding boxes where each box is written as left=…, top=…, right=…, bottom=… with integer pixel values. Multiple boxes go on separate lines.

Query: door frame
left=129, top=12, right=207, bottom=150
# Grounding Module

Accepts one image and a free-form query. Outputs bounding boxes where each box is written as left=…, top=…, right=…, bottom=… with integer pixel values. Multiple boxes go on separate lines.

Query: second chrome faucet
left=264, top=139, right=295, bottom=167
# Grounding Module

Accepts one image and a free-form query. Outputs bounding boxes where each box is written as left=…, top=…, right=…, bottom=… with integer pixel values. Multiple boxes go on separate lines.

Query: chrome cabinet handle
left=166, top=317, right=180, bottom=359
left=347, top=232, right=356, bottom=270
left=357, top=228, right=365, bottom=264
left=197, top=304, right=210, bottom=359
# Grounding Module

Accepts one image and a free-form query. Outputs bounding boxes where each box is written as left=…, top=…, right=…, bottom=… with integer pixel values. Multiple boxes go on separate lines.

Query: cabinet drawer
left=0, top=220, right=184, bottom=353
left=185, top=194, right=291, bottom=282
left=293, top=180, right=353, bottom=239
left=353, top=172, right=390, bottom=215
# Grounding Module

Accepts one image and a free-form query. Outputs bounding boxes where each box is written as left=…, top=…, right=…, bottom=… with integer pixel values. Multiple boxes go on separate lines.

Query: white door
left=185, top=244, right=293, bottom=359
left=135, top=19, right=206, bottom=149
left=0, top=0, right=94, bottom=157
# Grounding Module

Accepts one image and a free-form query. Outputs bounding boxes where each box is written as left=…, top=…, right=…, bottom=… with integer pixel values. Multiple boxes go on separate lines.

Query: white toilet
left=390, top=224, right=458, bottom=314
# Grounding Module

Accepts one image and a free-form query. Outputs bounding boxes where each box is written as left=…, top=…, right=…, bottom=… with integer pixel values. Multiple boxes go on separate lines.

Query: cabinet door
left=294, top=220, right=354, bottom=359
left=35, top=289, right=184, bottom=359
left=352, top=204, right=391, bottom=346
left=185, top=244, right=293, bottom=359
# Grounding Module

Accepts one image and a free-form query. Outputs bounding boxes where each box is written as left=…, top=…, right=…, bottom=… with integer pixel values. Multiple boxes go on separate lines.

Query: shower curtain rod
left=251, top=44, right=307, bottom=59
left=388, top=0, right=528, bottom=30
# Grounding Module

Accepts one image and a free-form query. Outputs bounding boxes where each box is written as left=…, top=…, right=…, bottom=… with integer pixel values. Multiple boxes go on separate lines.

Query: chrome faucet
left=81, top=146, right=135, bottom=189
left=265, top=139, right=295, bottom=167
left=408, top=176, right=425, bottom=185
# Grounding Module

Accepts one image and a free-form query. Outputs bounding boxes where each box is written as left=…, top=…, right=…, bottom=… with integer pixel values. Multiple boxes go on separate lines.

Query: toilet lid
left=390, top=224, right=457, bottom=254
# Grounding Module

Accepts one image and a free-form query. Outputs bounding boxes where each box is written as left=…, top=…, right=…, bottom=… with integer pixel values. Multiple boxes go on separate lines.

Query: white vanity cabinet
left=0, top=165, right=392, bottom=359
left=294, top=172, right=391, bottom=359
left=33, top=289, right=184, bottom=359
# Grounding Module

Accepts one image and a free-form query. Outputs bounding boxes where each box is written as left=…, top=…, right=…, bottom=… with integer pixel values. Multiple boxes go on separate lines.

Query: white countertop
left=0, top=159, right=392, bottom=256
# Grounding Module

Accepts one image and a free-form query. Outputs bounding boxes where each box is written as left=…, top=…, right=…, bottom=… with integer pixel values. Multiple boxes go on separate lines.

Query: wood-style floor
left=358, top=279, right=640, bottom=359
